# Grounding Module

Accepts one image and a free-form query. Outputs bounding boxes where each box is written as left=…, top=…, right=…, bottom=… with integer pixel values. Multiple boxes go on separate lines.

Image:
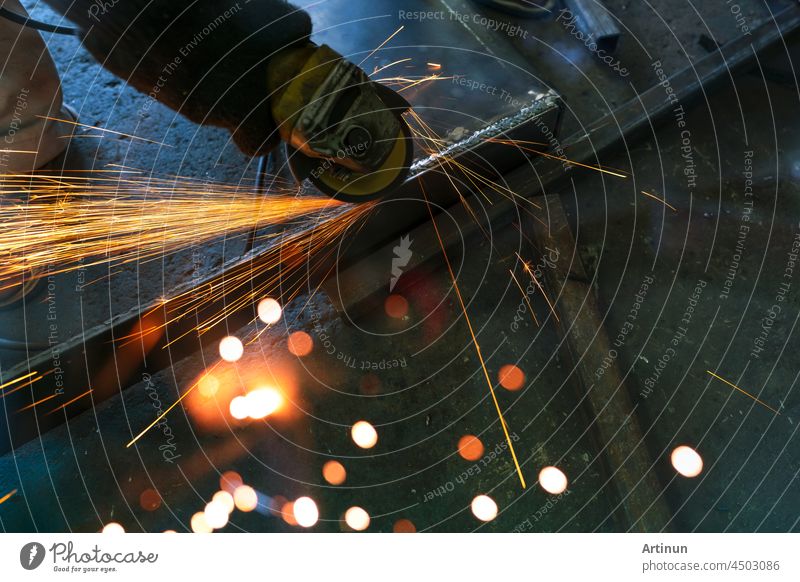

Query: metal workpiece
left=525, top=195, right=673, bottom=532
left=0, top=91, right=562, bottom=456
left=319, top=0, right=800, bottom=316
left=561, top=0, right=621, bottom=54
left=329, top=91, right=563, bottom=268
left=2, top=0, right=800, bottom=537
left=2, top=0, right=796, bottom=456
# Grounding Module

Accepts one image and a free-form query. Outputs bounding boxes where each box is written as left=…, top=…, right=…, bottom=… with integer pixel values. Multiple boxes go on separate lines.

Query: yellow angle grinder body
left=269, top=44, right=413, bottom=203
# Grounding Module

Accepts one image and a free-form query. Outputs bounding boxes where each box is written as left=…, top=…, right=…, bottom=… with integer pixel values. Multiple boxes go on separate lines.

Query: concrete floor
left=1, top=0, right=798, bottom=532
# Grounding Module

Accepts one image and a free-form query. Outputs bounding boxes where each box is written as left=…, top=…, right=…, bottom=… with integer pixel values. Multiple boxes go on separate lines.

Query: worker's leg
left=0, top=0, right=69, bottom=173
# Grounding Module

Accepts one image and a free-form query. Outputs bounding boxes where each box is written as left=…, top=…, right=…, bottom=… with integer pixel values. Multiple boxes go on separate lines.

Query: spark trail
left=0, top=169, right=341, bottom=290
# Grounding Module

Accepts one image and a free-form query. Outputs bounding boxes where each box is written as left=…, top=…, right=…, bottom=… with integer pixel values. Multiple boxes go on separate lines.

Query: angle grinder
left=268, top=44, right=414, bottom=203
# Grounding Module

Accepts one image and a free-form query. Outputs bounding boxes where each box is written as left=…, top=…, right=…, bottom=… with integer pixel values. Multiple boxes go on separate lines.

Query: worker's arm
left=43, top=0, right=312, bottom=155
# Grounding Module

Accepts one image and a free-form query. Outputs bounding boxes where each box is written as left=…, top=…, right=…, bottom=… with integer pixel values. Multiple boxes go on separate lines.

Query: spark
left=127, top=362, right=222, bottom=447
left=16, top=392, right=58, bottom=413
left=487, top=137, right=629, bottom=178
left=405, top=110, right=540, bottom=213
left=509, top=268, right=538, bottom=326
left=358, top=26, right=404, bottom=66
left=378, top=73, right=452, bottom=93
left=35, top=115, right=172, bottom=147
left=516, top=253, right=558, bottom=322
left=0, top=169, right=341, bottom=287
left=370, top=58, right=412, bottom=77
left=151, top=201, right=376, bottom=344
left=427, top=62, right=442, bottom=69
left=423, top=184, right=526, bottom=489
left=0, top=371, right=47, bottom=399
left=641, top=190, right=678, bottom=212
left=707, top=370, right=780, bottom=415
left=0, top=371, right=38, bottom=391
left=46, top=389, right=93, bottom=415
left=0, top=489, right=17, bottom=505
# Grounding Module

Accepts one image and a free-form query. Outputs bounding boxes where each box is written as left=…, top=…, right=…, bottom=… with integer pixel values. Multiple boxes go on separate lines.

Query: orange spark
left=0, top=169, right=341, bottom=287
left=516, top=253, right=558, bottom=322
left=0, top=373, right=44, bottom=399
left=641, top=190, right=678, bottom=212
left=0, top=371, right=38, bottom=391
left=36, top=115, right=172, bottom=147
left=707, top=370, right=780, bottom=415
left=488, top=137, right=628, bottom=178
left=423, top=184, right=526, bottom=489
left=127, top=362, right=224, bottom=447
left=17, top=392, right=58, bottom=413
left=359, top=26, right=404, bottom=66
left=46, top=389, right=93, bottom=414
left=509, top=269, right=538, bottom=326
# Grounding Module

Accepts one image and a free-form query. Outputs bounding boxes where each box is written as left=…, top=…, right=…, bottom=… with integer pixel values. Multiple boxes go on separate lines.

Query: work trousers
left=0, top=0, right=68, bottom=173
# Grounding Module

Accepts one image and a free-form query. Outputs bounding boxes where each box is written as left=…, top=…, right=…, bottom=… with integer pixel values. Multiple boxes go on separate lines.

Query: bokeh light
left=233, top=485, right=258, bottom=512
left=219, top=336, right=244, bottom=362
left=139, top=488, right=161, bottom=512
left=220, top=471, right=243, bottom=494
left=213, top=490, right=235, bottom=515
left=293, top=497, right=319, bottom=528
left=229, top=396, right=249, bottom=420
left=385, top=294, right=409, bottom=319
left=538, top=466, right=568, bottom=494
left=190, top=512, right=213, bottom=533
left=197, top=373, right=220, bottom=398
left=457, top=435, right=485, bottom=461
left=322, top=460, right=347, bottom=485
left=345, top=506, right=370, bottom=531
left=258, top=298, right=283, bottom=325
left=471, top=495, right=498, bottom=522
left=351, top=421, right=378, bottom=449
left=393, top=519, right=416, bottom=533
left=282, top=502, right=298, bottom=526
left=102, top=522, right=125, bottom=534
left=204, top=500, right=230, bottom=529
left=671, top=445, right=703, bottom=477
left=287, top=331, right=314, bottom=356
left=498, top=364, right=525, bottom=391
left=246, top=387, right=283, bottom=419
left=185, top=367, right=249, bottom=430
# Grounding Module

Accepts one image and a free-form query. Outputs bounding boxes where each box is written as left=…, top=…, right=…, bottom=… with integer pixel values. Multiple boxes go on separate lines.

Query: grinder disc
left=287, top=117, right=413, bottom=203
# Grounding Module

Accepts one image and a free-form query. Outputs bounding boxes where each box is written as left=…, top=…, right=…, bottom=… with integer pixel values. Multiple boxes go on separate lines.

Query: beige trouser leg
left=0, top=0, right=68, bottom=173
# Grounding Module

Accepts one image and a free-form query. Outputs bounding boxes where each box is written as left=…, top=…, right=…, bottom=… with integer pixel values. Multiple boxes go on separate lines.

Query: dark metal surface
left=562, top=0, right=621, bottom=53
left=526, top=194, right=673, bottom=532
left=2, top=1, right=797, bottom=456
left=0, top=92, right=562, bottom=455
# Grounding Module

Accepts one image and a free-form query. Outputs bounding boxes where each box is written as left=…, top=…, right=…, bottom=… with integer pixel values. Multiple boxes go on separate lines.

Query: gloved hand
left=44, top=0, right=312, bottom=156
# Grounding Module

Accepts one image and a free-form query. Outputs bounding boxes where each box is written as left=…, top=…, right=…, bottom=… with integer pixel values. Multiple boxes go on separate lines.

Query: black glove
left=45, top=0, right=312, bottom=156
